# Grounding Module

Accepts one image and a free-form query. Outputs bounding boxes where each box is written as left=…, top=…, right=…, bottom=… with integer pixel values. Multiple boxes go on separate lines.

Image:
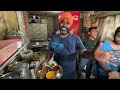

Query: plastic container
left=20, top=50, right=33, bottom=61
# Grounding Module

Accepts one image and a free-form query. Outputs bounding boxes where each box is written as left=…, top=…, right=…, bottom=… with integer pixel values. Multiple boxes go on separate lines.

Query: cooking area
left=0, top=11, right=120, bottom=79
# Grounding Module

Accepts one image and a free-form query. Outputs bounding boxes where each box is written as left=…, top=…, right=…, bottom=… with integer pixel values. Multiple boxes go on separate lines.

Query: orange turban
left=59, top=12, right=73, bottom=26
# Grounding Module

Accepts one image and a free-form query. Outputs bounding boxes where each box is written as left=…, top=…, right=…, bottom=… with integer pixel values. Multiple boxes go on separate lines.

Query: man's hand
left=40, top=51, right=53, bottom=69
left=39, top=60, right=49, bottom=69
left=41, top=61, right=49, bottom=66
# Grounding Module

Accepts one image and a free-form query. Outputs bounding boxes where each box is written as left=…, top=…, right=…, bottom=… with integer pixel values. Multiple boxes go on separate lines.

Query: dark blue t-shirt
left=49, top=33, right=86, bottom=79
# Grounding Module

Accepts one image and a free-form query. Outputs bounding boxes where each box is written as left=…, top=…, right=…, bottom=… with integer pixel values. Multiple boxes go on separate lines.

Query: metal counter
left=0, top=42, right=28, bottom=73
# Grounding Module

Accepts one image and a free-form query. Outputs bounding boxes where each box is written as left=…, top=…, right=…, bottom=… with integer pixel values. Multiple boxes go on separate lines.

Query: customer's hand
left=94, top=42, right=110, bottom=62
left=94, top=42, right=120, bottom=64
left=108, top=71, right=120, bottom=79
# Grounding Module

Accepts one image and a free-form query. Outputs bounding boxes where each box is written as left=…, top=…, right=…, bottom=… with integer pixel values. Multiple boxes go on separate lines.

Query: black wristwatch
left=106, top=70, right=112, bottom=74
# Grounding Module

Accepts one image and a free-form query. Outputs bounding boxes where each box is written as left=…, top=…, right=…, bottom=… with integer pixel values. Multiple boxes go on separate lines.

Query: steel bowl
left=37, top=62, right=63, bottom=79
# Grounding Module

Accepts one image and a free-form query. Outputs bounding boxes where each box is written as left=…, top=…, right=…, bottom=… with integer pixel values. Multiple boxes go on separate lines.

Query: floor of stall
left=79, top=72, right=95, bottom=79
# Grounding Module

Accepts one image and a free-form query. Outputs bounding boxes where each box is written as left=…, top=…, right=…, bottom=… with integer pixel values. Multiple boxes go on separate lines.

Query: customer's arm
left=99, top=62, right=120, bottom=79
left=99, top=62, right=111, bottom=72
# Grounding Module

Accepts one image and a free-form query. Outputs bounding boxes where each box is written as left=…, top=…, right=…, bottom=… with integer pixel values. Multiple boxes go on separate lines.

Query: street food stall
left=0, top=11, right=120, bottom=79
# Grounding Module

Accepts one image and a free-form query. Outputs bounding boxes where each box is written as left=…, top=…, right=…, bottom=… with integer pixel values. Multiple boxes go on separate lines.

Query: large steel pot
left=8, top=61, right=31, bottom=79
left=0, top=72, right=20, bottom=79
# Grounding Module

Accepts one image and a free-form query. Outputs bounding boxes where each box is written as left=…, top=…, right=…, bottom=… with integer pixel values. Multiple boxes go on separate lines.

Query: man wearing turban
left=42, top=12, right=120, bottom=79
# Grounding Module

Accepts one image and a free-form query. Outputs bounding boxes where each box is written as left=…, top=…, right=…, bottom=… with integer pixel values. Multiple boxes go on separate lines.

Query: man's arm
left=42, top=51, right=53, bottom=65
left=80, top=38, right=98, bottom=59
left=81, top=50, right=93, bottom=59
left=80, top=43, right=108, bottom=62
left=77, top=36, right=120, bottom=63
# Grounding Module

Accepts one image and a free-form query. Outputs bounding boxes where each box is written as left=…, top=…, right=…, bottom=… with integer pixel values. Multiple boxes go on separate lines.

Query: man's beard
left=59, top=27, right=69, bottom=35
left=113, top=39, right=120, bottom=45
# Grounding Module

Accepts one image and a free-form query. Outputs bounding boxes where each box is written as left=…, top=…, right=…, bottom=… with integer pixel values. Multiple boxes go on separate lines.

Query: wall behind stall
left=4, top=11, right=19, bottom=31
left=97, top=14, right=120, bottom=41
left=0, top=11, right=7, bottom=40
left=80, top=11, right=91, bottom=39
left=79, top=12, right=84, bottom=38
left=82, top=11, right=120, bottom=42
left=46, top=16, right=54, bottom=38
left=40, top=16, right=54, bottom=38
left=0, top=11, right=30, bottom=42
left=16, top=11, right=29, bottom=44
left=0, top=11, right=20, bottom=40
left=28, top=15, right=54, bottom=39
left=53, top=16, right=59, bottom=34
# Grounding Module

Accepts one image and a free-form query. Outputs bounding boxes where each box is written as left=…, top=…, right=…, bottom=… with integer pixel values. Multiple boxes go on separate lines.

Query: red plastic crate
left=0, top=39, right=22, bottom=66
